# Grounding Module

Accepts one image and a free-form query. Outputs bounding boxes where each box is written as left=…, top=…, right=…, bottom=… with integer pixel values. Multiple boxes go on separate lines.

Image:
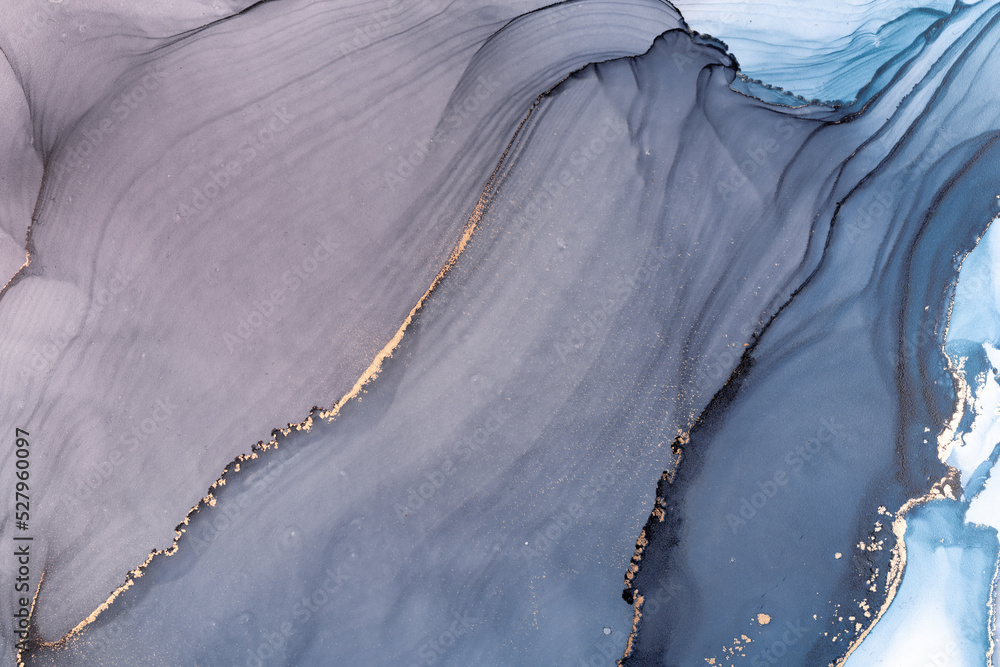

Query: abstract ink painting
left=1, top=0, right=998, bottom=665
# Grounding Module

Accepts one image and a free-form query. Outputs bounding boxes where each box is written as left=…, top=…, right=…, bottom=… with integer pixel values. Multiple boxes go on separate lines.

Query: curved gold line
left=834, top=217, right=997, bottom=666
left=832, top=473, right=958, bottom=666
left=37, top=164, right=495, bottom=649
left=29, top=76, right=563, bottom=655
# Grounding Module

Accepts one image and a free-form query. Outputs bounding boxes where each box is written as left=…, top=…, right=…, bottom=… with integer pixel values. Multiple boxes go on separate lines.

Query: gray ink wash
left=0, top=0, right=992, bottom=666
